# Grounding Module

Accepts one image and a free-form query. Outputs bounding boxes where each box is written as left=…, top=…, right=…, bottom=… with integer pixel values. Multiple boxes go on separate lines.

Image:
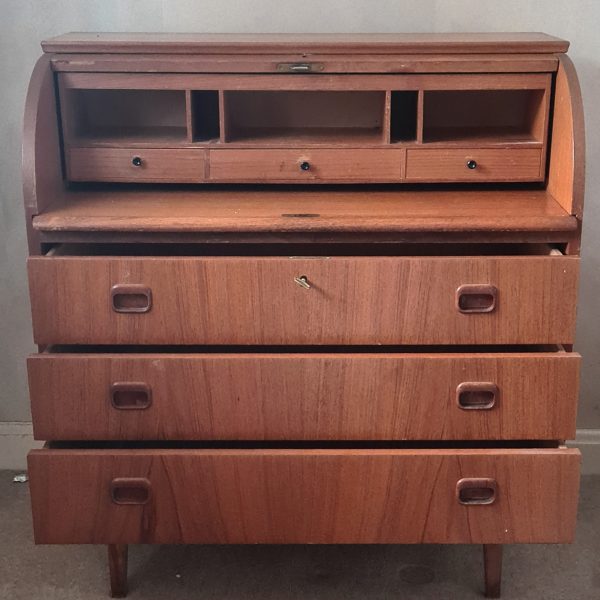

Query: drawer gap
left=42, top=343, right=568, bottom=355
left=44, top=440, right=562, bottom=451
left=45, top=242, right=563, bottom=257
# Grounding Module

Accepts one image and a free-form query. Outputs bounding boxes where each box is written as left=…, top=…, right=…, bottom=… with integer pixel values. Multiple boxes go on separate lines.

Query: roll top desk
left=23, top=33, right=585, bottom=598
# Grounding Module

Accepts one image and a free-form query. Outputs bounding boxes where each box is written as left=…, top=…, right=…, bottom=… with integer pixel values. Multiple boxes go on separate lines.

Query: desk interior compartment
left=61, top=88, right=188, bottom=147
left=422, top=88, right=547, bottom=145
left=222, top=90, right=387, bottom=145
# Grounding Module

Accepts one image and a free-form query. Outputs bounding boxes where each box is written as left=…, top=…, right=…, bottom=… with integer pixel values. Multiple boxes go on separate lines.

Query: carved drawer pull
left=110, top=478, right=151, bottom=505
left=456, top=478, right=497, bottom=505
left=110, top=284, right=152, bottom=313
left=456, top=284, right=497, bottom=313
left=456, top=382, right=498, bottom=410
left=110, top=382, right=152, bottom=410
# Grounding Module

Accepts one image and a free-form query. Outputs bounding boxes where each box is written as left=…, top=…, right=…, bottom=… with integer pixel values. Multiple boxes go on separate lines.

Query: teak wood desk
left=23, top=32, right=585, bottom=598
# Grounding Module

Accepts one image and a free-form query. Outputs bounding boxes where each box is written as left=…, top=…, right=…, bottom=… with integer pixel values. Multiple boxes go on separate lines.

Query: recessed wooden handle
left=110, top=478, right=151, bottom=505
left=110, top=382, right=152, bottom=410
left=456, top=478, right=497, bottom=505
left=456, top=382, right=498, bottom=410
left=456, top=284, right=497, bottom=313
left=110, top=284, right=152, bottom=313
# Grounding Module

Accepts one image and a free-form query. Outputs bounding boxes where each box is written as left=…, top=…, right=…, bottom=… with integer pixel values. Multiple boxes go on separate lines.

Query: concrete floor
left=1, top=471, right=598, bottom=600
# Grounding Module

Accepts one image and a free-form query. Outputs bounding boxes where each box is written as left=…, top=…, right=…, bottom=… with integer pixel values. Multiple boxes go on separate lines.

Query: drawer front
left=28, top=352, right=579, bottom=441
left=28, top=256, right=579, bottom=345
left=67, top=148, right=206, bottom=182
left=28, top=448, right=580, bottom=544
left=405, top=148, right=543, bottom=182
left=209, top=148, right=404, bottom=182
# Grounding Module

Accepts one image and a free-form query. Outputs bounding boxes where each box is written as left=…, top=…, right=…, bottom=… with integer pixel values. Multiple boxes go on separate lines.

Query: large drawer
left=67, top=148, right=206, bottom=183
left=28, top=350, right=579, bottom=441
left=28, top=447, right=580, bottom=545
left=405, top=148, right=543, bottom=182
left=28, top=255, right=579, bottom=345
left=209, top=148, right=405, bottom=182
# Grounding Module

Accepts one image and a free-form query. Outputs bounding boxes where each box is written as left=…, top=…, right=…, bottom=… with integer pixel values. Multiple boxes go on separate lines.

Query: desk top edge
left=41, top=32, right=570, bottom=55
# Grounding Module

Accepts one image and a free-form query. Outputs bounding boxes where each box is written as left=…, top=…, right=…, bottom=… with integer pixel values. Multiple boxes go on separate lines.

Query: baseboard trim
left=0, top=422, right=43, bottom=470
left=1, top=423, right=600, bottom=473
left=568, top=429, right=600, bottom=475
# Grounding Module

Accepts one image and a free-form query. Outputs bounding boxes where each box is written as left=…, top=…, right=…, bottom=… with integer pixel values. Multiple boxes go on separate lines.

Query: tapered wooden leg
left=483, top=544, right=503, bottom=598
left=108, top=544, right=128, bottom=598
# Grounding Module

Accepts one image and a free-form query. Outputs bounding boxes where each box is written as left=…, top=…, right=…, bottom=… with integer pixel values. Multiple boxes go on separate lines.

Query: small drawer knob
left=131, top=156, right=143, bottom=167
left=466, top=159, right=478, bottom=170
left=300, top=161, right=311, bottom=171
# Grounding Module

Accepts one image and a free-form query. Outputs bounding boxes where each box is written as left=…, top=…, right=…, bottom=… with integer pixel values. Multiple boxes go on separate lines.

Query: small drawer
left=209, top=148, right=404, bottom=182
left=405, top=148, right=543, bottom=182
left=27, top=255, right=579, bottom=345
left=67, top=148, right=206, bottom=183
left=28, top=447, right=580, bottom=544
left=28, top=350, right=579, bottom=441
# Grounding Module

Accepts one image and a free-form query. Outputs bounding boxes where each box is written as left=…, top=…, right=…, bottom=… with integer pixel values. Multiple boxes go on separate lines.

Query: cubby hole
left=422, top=89, right=546, bottom=144
left=390, top=91, right=419, bottom=142
left=64, top=89, right=188, bottom=145
left=189, top=90, right=220, bottom=141
left=222, top=90, right=386, bottom=144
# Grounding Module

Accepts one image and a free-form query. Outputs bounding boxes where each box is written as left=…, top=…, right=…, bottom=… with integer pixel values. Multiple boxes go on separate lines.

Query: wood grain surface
left=41, top=32, right=570, bottom=55
left=28, top=447, right=581, bottom=545
left=31, top=188, right=577, bottom=234
left=22, top=55, right=64, bottom=254
left=67, top=148, right=206, bottom=183
left=209, top=148, right=404, bottom=182
left=58, top=72, right=550, bottom=92
left=405, top=148, right=543, bottom=182
left=28, top=255, right=579, bottom=345
left=28, top=351, right=580, bottom=441
left=49, top=53, right=560, bottom=75
left=547, top=55, right=586, bottom=219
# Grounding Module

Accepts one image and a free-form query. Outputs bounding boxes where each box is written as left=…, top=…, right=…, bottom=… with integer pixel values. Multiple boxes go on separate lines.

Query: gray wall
left=1, top=0, right=598, bottom=427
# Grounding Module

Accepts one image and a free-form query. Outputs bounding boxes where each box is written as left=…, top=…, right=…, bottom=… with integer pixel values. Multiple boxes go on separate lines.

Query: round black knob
left=131, top=156, right=142, bottom=167
left=466, top=160, right=478, bottom=170
left=300, top=161, right=311, bottom=171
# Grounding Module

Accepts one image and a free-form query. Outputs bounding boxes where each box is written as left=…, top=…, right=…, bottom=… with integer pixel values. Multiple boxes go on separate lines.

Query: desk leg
left=108, top=544, right=128, bottom=598
left=483, top=544, right=503, bottom=598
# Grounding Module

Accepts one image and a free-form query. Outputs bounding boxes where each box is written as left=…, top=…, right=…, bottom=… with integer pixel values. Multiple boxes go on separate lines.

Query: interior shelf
left=422, top=126, right=541, bottom=146
left=61, top=85, right=549, bottom=149
left=64, top=89, right=190, bottom=146
left=222, top=90, right=387, bottom=145
left=69, top=126, right=190, bottom=147
left=422, top=89, right=546, bottom=144
left=223, top=127, right=385, bottom=146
